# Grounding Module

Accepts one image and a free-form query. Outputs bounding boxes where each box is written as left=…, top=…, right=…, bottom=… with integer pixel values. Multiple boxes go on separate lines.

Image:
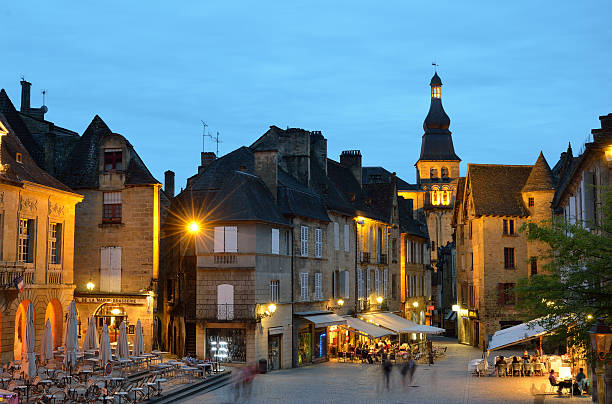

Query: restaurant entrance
left=268, top=334, right=281, bottom=370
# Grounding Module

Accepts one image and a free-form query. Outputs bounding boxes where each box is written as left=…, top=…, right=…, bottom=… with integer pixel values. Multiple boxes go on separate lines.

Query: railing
left=213, top=254, right=238, bottom=265
left=197, top=304, right=256, bottom=321
left=47, top=268, right=62, bottom=284
left=379, top=254, right=388, bottom=265
left=0, top=262, right=25, bottom=287
left=360, top=252, right=370, bottom=264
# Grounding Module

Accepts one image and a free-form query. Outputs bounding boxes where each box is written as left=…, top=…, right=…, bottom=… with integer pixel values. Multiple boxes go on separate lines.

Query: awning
left=404, top=324, right=445, bottom=335
left=487, top=317, right=552, bottom=351
left=303, top=313, right=346, bottom=327
left=358, top=312, right=417, bottom=333
left=341, top=316, right=396, bottom=339
left=445, top=311, right=457, bottom=321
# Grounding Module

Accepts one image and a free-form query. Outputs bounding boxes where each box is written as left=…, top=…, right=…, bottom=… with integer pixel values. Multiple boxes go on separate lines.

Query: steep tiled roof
left=522, top=152, right=555, bottom=192
left=0, top=112, right=75, bottom=193
left=363, top=182, right=395, bottom=222
left=398, top=197, right=428, bottom=238
left=0, top=89, right=44, bottom=166
left=468, top=164, right=533, bottom=217
left=362, top=166, right=415, bottom=190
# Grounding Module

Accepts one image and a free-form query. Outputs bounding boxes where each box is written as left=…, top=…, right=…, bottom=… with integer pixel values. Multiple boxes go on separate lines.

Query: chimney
left=253, top=150, right=278, bottom=202
left=164, top=170, right=175, bottom=198
left=340, top=150, right=362, bottom=186
left=198, top=152, right=216, bottom=174
left=310, top=130, right=327, bottom=174
left=20, top=80, right=31, bottom=112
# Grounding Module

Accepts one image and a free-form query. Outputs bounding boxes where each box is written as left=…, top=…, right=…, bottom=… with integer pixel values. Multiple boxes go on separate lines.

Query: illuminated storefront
left=205, top=328, right=247, bottom=363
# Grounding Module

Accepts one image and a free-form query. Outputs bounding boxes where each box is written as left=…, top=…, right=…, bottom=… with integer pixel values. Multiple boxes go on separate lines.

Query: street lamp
left=452, top=304, right=460, bottom=312
left=187, top=221, right=200, bottom=234
left=256, top=303, right=277, bottom=321
left=412, top=301, right=419, bottom=308
left=86, top=281, right=95, bottom=291
left=337, top=299, right=344, bottom=307
left=376, top=296, right=383, bottom=304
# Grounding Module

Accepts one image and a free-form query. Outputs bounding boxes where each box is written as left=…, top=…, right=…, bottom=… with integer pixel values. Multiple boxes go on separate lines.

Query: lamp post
left=86, top=280, right=95, bottom=291
left=589, top=318, right=612, bottom=403
left=256, top=303, right=277, bottom=321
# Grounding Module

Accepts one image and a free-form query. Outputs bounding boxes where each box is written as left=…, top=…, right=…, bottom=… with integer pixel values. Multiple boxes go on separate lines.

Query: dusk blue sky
left=1, top=1, right=610, bottom=189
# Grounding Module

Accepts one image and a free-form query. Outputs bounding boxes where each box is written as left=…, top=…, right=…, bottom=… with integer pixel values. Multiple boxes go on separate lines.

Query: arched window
left=441, top=167, right=449, bottom=178
left=217, top=284, right=234, bottom=320
left=430, top=168, right=438, bottom=179
left=431, top=86, right=441, bottom=99
left=441, top=186, right=451, bottom=206
left=431, top=186, right=440, bottom=206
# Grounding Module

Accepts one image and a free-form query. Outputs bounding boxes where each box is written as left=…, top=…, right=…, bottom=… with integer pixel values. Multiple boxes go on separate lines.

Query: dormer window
left=431, top=86, right=441, bottom=99
left=104, top=148, right=122, bottom=171
left=16, top=153, right=22, bottom=163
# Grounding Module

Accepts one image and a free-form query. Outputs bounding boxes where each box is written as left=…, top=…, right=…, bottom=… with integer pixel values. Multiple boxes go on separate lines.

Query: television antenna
left=200, top=121, right=222, bottom=155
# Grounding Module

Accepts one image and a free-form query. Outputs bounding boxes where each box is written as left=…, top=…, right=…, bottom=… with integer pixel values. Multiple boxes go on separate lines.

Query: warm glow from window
left=431, top=86, right=441, bottom=99
left=441, top=190, right=450, bottom=206
left=605, top=146, right=612, bottom=162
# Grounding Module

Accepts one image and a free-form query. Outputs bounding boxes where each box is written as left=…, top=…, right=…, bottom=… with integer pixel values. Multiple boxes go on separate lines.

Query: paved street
left=180, top=338, right=590, bottom=404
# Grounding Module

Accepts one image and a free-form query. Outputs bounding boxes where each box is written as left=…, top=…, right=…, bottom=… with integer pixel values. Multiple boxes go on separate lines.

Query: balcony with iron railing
left=0, top=262, right=27, bottom=288
left=198, top=254, right=256, bottom=268
left=47, top=266, right=63, bottom=284
left=196, top=303, right=257, bottom=322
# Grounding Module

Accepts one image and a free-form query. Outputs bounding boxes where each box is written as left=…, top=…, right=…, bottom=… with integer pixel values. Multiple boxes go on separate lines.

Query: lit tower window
left=430, top=71, right=442, bottom=99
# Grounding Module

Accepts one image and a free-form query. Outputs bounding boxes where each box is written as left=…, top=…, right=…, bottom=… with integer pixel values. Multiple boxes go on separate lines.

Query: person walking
left=382, top=359, right=393, bottom=391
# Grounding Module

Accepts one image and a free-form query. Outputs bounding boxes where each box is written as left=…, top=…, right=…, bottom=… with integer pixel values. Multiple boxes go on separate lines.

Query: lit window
left=431, top=86, right=441, bottom=99
left=431, top=186, right=440, bottom=205
left=104, top=148, right=122, bottom=171
left=102, top=192, right=122, bottom=224
left=528, top=197, right=534, bottom=207
left=16, top=153, right=22, bottom=163
left=441, top=187, right=451, bottom=206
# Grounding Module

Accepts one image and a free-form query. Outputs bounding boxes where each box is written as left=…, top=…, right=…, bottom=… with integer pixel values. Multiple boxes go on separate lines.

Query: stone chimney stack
left=198, top=152, right=216, bottom=174
left=164, top=170, right=175, bottom=198
left=20, top=80, right=31, bottom=112
left=340, top=150, right=362, bottom=186
left=254, top=150, right=278, bottom=202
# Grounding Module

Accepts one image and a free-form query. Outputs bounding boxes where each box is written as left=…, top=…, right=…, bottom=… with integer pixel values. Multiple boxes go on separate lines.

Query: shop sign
left=468, top=310, right=478, bottom=319
left=427, top=305, right=435, bottom=311
left=74, top=296, right=144, bottom=305
left=326, top=305, right=341, bottom=311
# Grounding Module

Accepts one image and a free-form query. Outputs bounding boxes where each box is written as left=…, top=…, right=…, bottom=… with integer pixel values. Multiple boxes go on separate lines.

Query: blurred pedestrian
left=382, top=359, right=392, bottom=390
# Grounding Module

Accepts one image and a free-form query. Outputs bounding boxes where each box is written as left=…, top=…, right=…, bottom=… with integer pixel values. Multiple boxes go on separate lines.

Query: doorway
left=268, top=334, right=281, bottom=370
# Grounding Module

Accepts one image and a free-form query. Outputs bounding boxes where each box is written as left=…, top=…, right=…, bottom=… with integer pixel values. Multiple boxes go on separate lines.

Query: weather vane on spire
left=432, top=62, right=439, bottom=72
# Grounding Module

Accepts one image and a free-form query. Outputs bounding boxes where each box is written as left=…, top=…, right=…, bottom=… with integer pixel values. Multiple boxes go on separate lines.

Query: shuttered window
left=366, top=269, right=371, bottom=296
left=332, top=271, right=338, bottom=299
left=315, top=228, right=323, bottom=258
left=333, top=222, right=339, bottom=250
left=383, top=268, right=389, bottom=298
left=314, top=272, right=322, bottom=300
left=342, top=270, right=350, bottom=298
left=300, top=226, right=308, bottom=257
left=357, top=268, right=364, bottom=298
left=344, top=224, right=350, bottom=252
left=271, top=228, right=280, bottom=254
left=375, top=269, right=381, bottom=296
left=100, top=247, right=121, bottom=292
left=214, top=226, right=238, bottom=252
left=300, top=272, right=309, bottom=301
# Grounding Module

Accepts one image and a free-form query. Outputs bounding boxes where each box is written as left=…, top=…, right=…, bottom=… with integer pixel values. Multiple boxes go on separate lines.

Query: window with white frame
left=300, top=226, right=308, bottom=256
left=100, top=246, right=121, bottom=292
left=300, top=272, right=309, bottom=301
left=367, top=269, right=372, bottom=295
left=270, top=280, right=279, bottom=302
left=314, top=272, right=322, bottom=300
left=213, top=226, right=238, bottom=252
left=342, top=270, right=350, bottom=298
left=18, top=218, right=35, bottom=263
left=333, top=222, right=339, bottom=250
left=102, top=192, right=122, bottom=224
left=48, top=223, right=62, bottom=265
left=383, top=268, right=389, bottom=297
left=271, top=228, right=279, bottom=254
left=375, top=268, right=381, bottom=297
left=344, top=224, right=350, bottom=252
left=315, top=228, right=323, bottom=258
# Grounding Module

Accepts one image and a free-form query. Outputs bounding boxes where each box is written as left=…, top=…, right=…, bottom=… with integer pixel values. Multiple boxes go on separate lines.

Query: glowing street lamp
left=337, top=299, right=344, bottom=307
left=187, top=221, right=200, bottom=234
left=412, top=301, right=419, bottom=308
left=376, top=296, right=383, bottom=304
left=86, top=281, right=95, bottom=291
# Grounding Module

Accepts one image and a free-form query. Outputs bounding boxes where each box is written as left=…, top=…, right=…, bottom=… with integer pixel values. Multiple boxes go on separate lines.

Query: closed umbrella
left=64, top=301, right=78, bottom=371
left=133, top=319, right=144, bottom=356
left=116, top=321, right=129, bottom=359
left=40, top=319, right=54, bottom=364
left=99, top=324, right=111, bottom=366
left=22, top=301, right=36, bottom=380
left=82, top=316, right=99, bottom=351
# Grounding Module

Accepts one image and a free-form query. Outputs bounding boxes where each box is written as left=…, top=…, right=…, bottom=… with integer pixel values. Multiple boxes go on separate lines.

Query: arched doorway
left=45, top=299, right=63, bottom=348
left=14, top=300, right=31, bottom=360
left=94, top=304, right=127, bottom=344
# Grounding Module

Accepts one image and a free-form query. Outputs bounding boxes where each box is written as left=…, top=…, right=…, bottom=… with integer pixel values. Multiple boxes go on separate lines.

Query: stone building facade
left=0, top=104, right=82, bottom=363
left=453, top=154, right=555, bottom=348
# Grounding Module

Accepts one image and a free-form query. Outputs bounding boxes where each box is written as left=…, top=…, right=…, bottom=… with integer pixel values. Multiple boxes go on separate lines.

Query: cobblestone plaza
left=185, top=338, right=589, bottom=404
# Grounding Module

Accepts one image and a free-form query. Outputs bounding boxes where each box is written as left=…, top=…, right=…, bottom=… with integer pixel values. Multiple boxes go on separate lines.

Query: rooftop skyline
left=2, top=1, right=610, bottom=188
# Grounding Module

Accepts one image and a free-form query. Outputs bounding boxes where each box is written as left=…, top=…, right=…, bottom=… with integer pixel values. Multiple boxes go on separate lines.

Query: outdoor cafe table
left=181, top=366, right=199, bottom=384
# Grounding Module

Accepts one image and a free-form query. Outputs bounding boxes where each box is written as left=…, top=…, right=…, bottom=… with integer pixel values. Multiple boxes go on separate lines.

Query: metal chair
left=512, top=363, right=522, bottom=376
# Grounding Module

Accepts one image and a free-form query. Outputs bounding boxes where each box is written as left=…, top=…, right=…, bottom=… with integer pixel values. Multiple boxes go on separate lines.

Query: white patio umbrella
left=99, top=324, right=111, bottom=366
left=22, top=301, right=37, bottom=380
left=133, top=319, right=144, bottom=356
left=63, top=301, right=78, bottom=371
left=82, top=316, right=99, bottom=351
left=40, top=318, right=54, bottom=364
left=116, top=321, right=130, bottom=359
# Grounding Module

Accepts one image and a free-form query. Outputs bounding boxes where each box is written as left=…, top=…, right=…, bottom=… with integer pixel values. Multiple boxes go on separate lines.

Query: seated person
left=495, top=355, right=505, bottom=366
left=522, top=350, right=530, bottom=360
left=575, top=368, right=587, bottom=392
left=549, top=370, right=572, bottom=394
left=512, top=356, right=520, bottom=364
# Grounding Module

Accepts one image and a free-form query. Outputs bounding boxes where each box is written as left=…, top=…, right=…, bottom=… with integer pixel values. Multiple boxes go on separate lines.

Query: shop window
left=48, top=223, right=62, bottom=265
left=102, top=192, right=122, bottom=224
left=298, top=329, right=312, bottom=365
left=314, top=328, right=327, bottom=359
left=94, top=304, right=126, bottom=344
left=214, top=226, right=238, bottom=253
left=271, top=228, right=279, bottom=254
left=206, top=328, right=246, bottom=362
left=104, top=148, right=122, bottom=171
left=503, top=219, right=515, bottom=235
left=18, top=218, right=35, bottom=263
left=100, top=247, right=121, bottom=292
left=504, top=247, right=515, bottom=269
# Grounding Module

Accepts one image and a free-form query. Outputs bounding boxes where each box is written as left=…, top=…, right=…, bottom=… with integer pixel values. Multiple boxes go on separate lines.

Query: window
left=498, top=283, right=515, bottom=305
left=332, top=271, right=338, bottom=299
left=300, top=226, right=308, bottom=257
left=430, top=168, right=438, bottom=178
left=15, top=152, right=22, bottom=163
left=342, top=270, right=350, bottom=298
left=104, top=148, right=122, bottom=171
left=18, top=218, right=35, bottom=263
left=213, top=226, right=238, bottom=253
left=367, top=269, right=372, bottom=295
left=100, top=246, right=121, bottom=292
left=315, top=228, right=322, bottom=258
left=300, top=272, right=309, bottom=301
left=431, top=188, right=440, bottom=205
left=391, top=274, right=397, bottom=299
left=48, top=223, right=62, bottom=265
left=502, top=219, right=515, bottom=235
left=357, top=268, right=364, bottom=298
left=270, top=280, right=280, bottom=302
left=314, top=272, right=322, bottom=300
left=391, top=239, right=397, bottom=262
left=528, top=197, right=534, bottom=207
left=284, top=231, right=290, bottom=255
left=217, top=284, right=234, bottom=320
left=469, top=285, right=475, bottom=307
left=271, top=228, right=279, bottom=254
left=333, top=222, right=339, bottom=250
left=441, top=167, right=449, bottom=178
left=102, top=192, right=122, bottom=224
left=344, top=224, right=350, bottom=252
left=375, top=269, right=381, bottom=296
left=470, top=252, right=473, bottom=271
left=504, top=247, right=515, bottom=269
left=383, top=268, right=389, bottom=297
left=530, top=257, right=538, bottom=276
left=468, top=221, right=473, bottom=239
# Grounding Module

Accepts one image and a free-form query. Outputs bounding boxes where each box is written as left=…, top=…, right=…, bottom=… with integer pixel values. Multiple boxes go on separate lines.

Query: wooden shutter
left=344, top=224, right=350, bottom=252
left=333, top=222, right=339, bottom=250
left=224, top=226, right=237, bottom=252
left=271, top=228, right=279, bottom=254
left=375, top=269, right=381, bottom=296
left=367, top=269, right=371, bottom=295
left=357, top=268, right=363, bottom=298
left=315, top=228, right=322, bottom=258
left=213, top=227, right=224, bottom=252
left=300, top=273, right=308, bottom=301
left=301, top=226, right=308, bottom=256
left=383, top=268, right=389, bottom=297
left=343, top=270, right=350, bottom=298
left=497, top=283, right=504, bottom=305
left=100, top=247, right=111, bottom=292
left=109, top=247, right=122, bottom=293
left=315, top=272, right=322, bottom=300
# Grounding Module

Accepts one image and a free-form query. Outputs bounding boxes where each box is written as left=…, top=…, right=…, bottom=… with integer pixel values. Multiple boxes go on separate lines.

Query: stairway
left=144, top=371, right=232, bottom=404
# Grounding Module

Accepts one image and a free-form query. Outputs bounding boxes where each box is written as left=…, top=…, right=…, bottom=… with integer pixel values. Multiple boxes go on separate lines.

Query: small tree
left=515, top=190, right=612, bottom=351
